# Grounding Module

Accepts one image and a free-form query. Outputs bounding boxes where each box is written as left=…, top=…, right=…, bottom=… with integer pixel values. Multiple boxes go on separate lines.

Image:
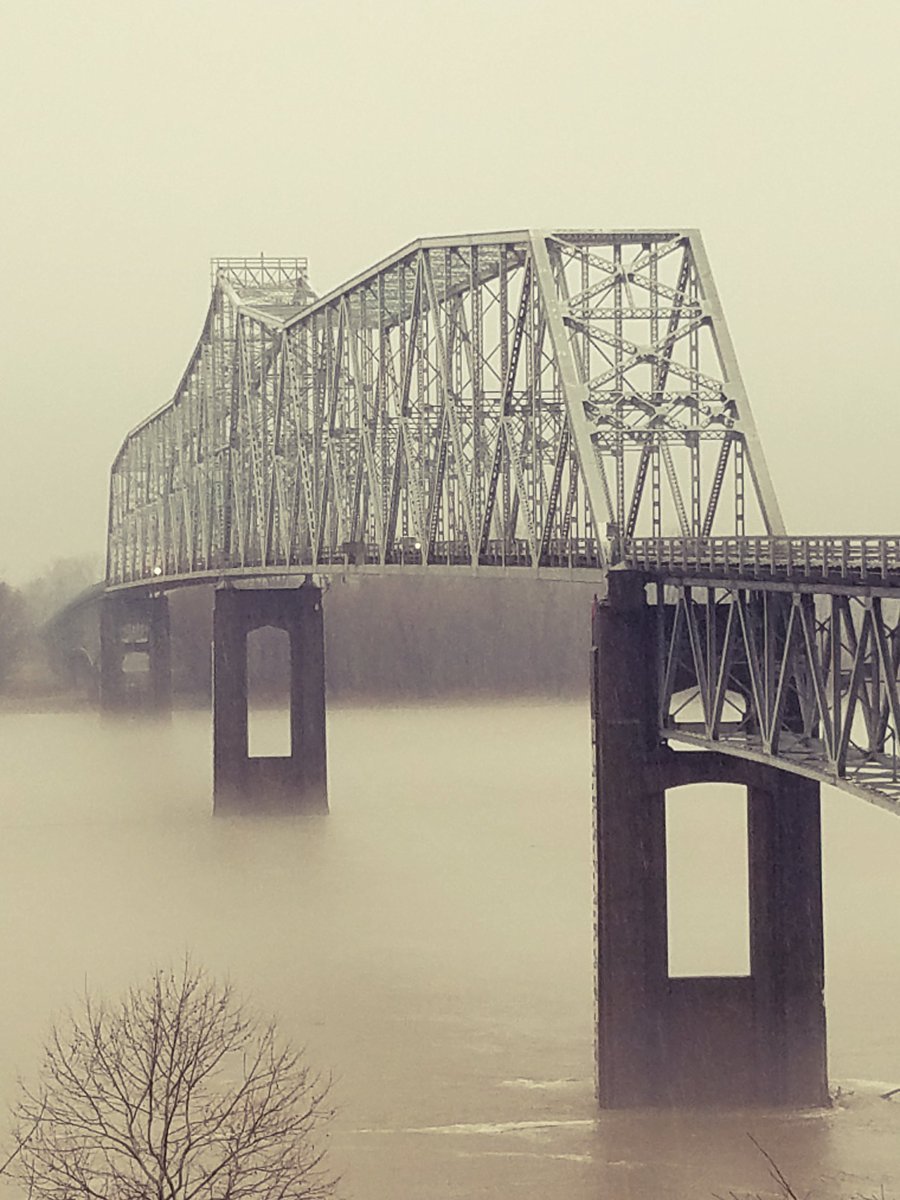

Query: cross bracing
left=106, top=230, right=783, bottom=587
left=105, top=231, right=900, bottom=813
left=626, top=535, right=900, bottom=814
left=653, top=574, right=900, bottom=815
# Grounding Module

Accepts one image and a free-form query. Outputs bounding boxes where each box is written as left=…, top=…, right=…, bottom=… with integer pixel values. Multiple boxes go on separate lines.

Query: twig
left=0, top=1099, right=47, bottom=1176
left=747, top=1133, right=802, bottom=1200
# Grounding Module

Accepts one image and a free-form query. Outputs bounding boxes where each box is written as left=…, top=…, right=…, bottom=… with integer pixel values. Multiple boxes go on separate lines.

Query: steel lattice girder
left=657, top=578, right=900, bottom=813
left=106, top=230, right=783, bottom=588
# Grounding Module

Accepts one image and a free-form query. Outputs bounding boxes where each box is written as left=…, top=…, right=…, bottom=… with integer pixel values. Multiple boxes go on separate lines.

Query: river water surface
left=2, top=702, right=900, bottom=1198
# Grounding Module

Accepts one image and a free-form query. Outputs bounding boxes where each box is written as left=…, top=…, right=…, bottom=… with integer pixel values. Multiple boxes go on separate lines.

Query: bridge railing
left=319, top=537, right=602, bottom=570
left=624, top=535, right=900, bottom=584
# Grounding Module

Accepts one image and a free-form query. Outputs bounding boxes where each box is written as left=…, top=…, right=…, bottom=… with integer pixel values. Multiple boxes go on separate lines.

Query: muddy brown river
left=2, top=702, right=899, bottom=1197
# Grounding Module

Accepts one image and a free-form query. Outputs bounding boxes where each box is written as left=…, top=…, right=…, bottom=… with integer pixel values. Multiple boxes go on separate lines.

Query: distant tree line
left=0, top=582, right=29, bottom=691
left=0, top=557, right=101, bottom=699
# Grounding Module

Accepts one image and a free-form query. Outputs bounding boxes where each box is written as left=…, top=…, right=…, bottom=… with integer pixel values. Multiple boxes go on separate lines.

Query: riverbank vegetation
left=0, top=557, right=100, bottom=703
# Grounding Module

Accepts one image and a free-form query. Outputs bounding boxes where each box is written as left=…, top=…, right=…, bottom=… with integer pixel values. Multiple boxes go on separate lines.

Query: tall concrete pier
left=592, top=571, right=827, bottom=1107
left=99, top=593, right=171, bottom=713
left=212, top=583, right=327, bottom=815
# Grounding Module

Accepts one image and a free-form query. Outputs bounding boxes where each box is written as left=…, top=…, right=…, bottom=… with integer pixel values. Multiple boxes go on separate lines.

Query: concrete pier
left=592, top=571, right=827, bottom=1107
left=213, top=583, right=327, bottom=815
left=99, top=593, right=171, bottom=713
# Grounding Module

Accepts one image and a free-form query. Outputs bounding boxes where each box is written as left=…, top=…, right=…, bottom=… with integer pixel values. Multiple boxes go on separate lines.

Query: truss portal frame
left=107, top=230, right=783, bottom=587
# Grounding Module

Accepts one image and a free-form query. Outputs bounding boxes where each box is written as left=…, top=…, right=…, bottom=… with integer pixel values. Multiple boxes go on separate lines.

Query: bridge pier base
left=592, top=571, right=827, bottom=1108
left=213, top=584, right=327, bottom=816
left=99, top=594, right=171, bottom=713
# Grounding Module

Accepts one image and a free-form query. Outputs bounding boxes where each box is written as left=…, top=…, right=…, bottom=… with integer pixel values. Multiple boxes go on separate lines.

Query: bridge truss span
left=652, top=570, right=900, bottom=813
left=107, top=230, right=783, bottom=587
left=94, top=228, right=900, bottom=1109
left=100, top=229, right=900, bottom=816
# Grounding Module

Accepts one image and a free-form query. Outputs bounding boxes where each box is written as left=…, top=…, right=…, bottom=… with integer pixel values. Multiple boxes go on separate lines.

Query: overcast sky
left=1, top=0, right=898, bottom=584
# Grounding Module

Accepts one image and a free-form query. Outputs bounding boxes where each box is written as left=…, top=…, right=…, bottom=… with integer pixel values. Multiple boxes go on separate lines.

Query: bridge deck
left=626, top=535, right=900, bottom=590
left=98, top=232, right=900, bottom=814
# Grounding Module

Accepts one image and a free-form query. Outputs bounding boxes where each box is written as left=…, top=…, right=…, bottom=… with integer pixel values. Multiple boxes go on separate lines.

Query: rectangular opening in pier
left=247, top=625, right=291, bottom=757
left=666, top=784, right=750, bottom=977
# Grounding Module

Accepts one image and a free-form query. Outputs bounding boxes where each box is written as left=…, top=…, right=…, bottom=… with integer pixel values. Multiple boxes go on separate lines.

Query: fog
left=3, top=2, right=900, bottom=1196
left=2, top=703, right=900, bottom=1197
left=2, top=0, right=900, bottom=582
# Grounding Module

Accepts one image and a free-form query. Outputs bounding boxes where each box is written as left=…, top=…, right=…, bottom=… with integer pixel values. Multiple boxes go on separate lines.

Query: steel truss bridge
left=107, top=230, right=900, bottom=815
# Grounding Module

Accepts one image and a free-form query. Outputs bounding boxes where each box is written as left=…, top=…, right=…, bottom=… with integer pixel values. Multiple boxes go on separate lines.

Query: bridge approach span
left=618, top=535, right=900, bottom=815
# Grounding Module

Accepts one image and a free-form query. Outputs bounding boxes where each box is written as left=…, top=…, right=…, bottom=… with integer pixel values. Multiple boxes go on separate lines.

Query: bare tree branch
left=5, top=960, right=335, bottom=1200
left=0, top=1098, right=47, bottom=1177
left=747, top=1133, right=803, bottom=1200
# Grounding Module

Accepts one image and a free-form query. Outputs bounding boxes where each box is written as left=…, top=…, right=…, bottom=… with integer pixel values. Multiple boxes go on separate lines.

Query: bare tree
left=7, top=962, right=335, bottom=1200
